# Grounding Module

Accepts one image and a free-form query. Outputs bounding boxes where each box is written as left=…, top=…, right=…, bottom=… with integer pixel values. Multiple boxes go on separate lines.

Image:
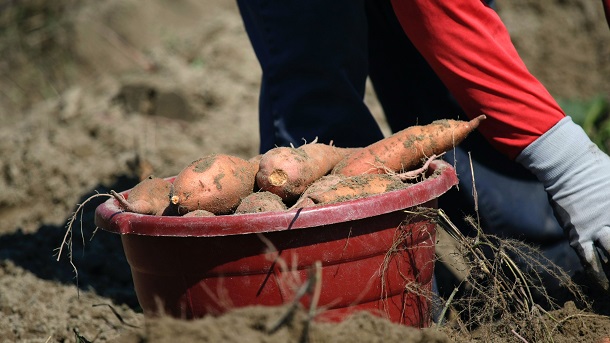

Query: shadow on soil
left=0, top=175, right=141, bottom=309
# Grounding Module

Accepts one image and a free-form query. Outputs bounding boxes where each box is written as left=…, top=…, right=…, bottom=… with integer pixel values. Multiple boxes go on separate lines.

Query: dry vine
left=407, top=207, right=589, bottom=342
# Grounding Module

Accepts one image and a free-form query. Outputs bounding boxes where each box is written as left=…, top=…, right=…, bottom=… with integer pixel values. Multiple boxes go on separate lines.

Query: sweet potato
left=248, top=154, right=263, bottom=191
left=170, top=154, right=257, bottom=215
left=182, top=209, right=215, bottom=217
left=248, top=154, right=263, bottom=167
left=110, top=176, right=174, bottom=216
left=305, top=174, right=405, bottom=206
left=256, top=142, right=356, bottom=201
left=291, top=174, right=344, bottom=208
left=235, top=191, right=287, bottom=214
left=292, top=154, right=441, bottom=209
left=333, top=115, right=486, bottom=176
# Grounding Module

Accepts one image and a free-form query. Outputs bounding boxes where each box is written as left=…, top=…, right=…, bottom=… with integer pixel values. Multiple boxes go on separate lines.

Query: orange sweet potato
left=235, top=191, right=287, bottom=214
left=110, top=176, right=174, bottom=216
left=170, top=154, right=257, bottom=215
left=333, top=115, right=486, bottom=176
left=256, top=142, right=356, bottom=201
left=305, top=174, right=405, bottom=206
left=182, top=209, right=215, bottom=217
left=291, top=174, right=344, bottom=208
left=248, top=154, right=263, bottom=167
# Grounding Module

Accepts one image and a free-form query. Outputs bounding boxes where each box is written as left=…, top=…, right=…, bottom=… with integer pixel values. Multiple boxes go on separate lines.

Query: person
left=236, top=0, right=610, bottom=292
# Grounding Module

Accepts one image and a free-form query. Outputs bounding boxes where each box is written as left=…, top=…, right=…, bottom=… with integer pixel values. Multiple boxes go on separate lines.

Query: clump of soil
left=117, top=306, right=451, bottom=343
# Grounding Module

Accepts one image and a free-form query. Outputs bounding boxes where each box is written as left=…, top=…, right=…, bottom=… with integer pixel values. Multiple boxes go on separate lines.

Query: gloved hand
left=516, top=116, right=610, bottom=290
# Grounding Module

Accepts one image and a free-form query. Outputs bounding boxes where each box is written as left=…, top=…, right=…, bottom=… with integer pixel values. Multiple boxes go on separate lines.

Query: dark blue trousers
left=238, top=0, right=462, bottom=151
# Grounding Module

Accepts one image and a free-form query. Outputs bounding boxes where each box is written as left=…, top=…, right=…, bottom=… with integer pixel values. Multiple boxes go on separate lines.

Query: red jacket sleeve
left=390, top=0, right=566, bottom=159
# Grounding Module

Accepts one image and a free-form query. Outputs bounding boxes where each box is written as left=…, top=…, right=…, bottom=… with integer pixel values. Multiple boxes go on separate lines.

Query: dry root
left=406, top=207, right=589, bottom=343
left=378, top=213, right=437, bottom=327
left=54, top=192, right=115, bottom=293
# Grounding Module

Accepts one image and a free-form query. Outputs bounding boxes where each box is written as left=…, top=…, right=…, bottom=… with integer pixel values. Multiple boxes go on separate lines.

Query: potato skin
left=111, top=176, right=174, bottom=216
left=235, top=191, right=287, bottom=214
left=291, top=174, right=405, bottom=208
left=334, top=115, right=485, bottom=176
left=291, top=175, right=344, bottom=208
left=309, top=174, right=405, bottom=205
left=256, top=143, right=353, bottom=201
left=182, top=209, right=215, bottom=217
left=171, top=154, right=256, bottom=214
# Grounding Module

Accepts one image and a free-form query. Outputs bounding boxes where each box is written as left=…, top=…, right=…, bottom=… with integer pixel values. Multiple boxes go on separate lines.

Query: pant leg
left=236, top=0, right=385, bottom=153
left=366, top=0, right=460, bottom=131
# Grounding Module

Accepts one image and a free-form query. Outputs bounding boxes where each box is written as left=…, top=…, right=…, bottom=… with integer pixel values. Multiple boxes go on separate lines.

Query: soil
left=0, top=0, right=609, bottom=342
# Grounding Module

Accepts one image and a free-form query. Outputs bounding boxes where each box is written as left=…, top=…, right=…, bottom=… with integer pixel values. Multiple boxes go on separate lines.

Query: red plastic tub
left=95, top=160, right=458, bottom=328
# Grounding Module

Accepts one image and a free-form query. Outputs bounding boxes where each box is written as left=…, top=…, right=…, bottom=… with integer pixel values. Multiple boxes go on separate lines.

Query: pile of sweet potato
left=111, top=115, right=485, bottom=217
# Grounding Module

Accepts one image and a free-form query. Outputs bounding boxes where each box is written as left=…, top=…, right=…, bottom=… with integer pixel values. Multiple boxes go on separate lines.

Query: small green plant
left=559, top=95, right=610, bottom=153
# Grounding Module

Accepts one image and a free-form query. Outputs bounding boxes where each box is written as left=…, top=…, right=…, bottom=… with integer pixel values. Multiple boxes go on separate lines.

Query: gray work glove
left=516, top=116, right=610, bottom=290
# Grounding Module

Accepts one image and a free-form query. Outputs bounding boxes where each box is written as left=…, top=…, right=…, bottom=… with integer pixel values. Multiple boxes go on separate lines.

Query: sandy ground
left=0, top=0, right=609, bottom=342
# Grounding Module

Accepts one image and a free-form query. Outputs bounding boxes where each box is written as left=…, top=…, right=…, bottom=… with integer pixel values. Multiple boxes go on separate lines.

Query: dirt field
left=0, top=0, right=609, bottom=342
